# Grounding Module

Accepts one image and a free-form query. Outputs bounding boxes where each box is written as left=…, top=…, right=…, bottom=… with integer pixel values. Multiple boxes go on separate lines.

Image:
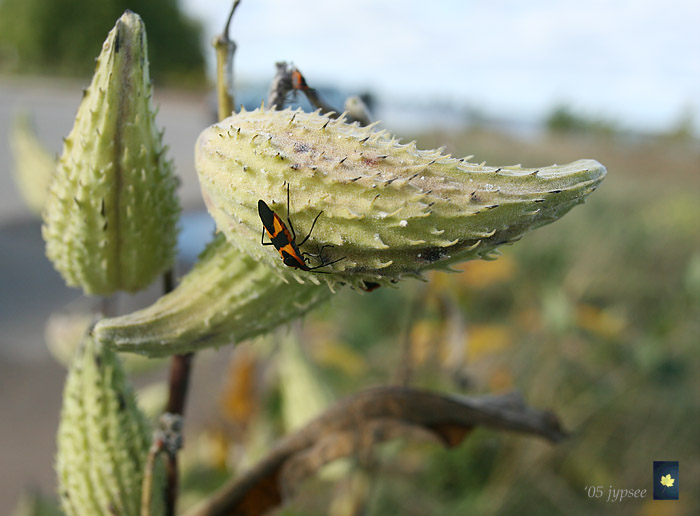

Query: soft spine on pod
left=42, top=10, right=179, bottom=295
left=93, top=233, right=333, bottom=357
left=196, top=108, right=606, bottom=290
left=56, top=335, right=163, bottom=516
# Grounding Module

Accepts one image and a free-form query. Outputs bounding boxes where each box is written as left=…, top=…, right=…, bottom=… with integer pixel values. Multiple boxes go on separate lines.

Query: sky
left=182, top=0, right=700, bottom=132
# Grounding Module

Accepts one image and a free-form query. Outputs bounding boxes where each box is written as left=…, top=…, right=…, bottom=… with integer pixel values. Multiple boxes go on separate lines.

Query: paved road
left=0, top=77, right=219, bottom=513
left=0, top=76, right=212, bottom=222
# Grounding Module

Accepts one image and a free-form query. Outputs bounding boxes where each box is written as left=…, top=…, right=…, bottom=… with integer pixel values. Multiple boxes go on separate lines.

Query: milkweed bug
left=290, top=68, right=310, bottom=92
left=258, top=184, right=343, bottom=272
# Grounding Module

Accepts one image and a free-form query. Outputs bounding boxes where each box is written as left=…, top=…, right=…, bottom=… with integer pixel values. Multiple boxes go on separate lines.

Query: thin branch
left=267, top=62, right=294, bottom=110
left=141, top=437, right=165, bottom=516
left=162, top=353, right=192, bottom=516
left=223, top=0, right=241, bottom=38
left=212, top=0, right=242, bottom=121
left=186, top=387, right=566, bottom=516
left=165, top=352, right=194, bottom=414
left=288, top=66, right=336, bottom=114
left=160, top=270, right=192, bottom=516
left=157, top=1, right=243, bottom=512
left=160, top=410, right=187, bottom=516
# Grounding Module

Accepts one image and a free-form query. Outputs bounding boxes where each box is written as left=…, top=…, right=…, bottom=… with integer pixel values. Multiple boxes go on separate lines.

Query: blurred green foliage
left=664, top=109, right=697, bottom=142
left=0, top=0, right=205, bottom=85
left=546, top=104, right=617, bottom=136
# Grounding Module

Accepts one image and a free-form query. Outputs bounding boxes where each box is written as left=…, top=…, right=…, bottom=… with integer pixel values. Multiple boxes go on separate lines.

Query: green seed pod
left=42, top=11, right=179, bottom=295
left=10, top=113, right=56, bottom=216
left=56, top=335, right=163, bottom=516
left=94, top=234, right=332, bottom=357
left=196, top=108, right=606, bottom=289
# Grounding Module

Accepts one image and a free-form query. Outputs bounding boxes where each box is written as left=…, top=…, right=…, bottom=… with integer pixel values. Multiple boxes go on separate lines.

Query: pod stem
left=152, top=268, right=193, bottom=516
left=163, top=353, right=192, bottom=516
left=158, top=1, right=243, bottom=511
left=213, top=0, right=241, bottom=121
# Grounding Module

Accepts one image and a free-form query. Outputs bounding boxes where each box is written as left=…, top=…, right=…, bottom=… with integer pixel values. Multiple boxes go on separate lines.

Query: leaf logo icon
left=660, top=474, right=675, bottom=488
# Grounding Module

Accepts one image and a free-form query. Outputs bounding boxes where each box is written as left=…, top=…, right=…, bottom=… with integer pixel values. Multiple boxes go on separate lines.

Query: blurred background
left=0, top=0, right=698, bottom=515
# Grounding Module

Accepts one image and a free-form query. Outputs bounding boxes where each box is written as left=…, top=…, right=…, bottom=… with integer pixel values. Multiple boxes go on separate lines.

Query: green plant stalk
left=212, top=0, right=240, bottom=121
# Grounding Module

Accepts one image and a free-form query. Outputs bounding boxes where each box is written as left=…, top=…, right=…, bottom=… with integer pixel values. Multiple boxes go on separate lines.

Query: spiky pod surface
left=94, top=233, right=332, bottom=357
left=56, top=335, right=162, bottom=516
left=42, top=11, right=179, bottom=295
left=196, top=108, right=606, bottom=289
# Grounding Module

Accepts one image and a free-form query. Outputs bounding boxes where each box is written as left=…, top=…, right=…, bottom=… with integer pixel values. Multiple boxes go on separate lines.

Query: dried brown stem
left=186, top=386, right=566, bottom=516
left=267, top=62, right=294, bottom=110
left=160, top=269, right=192, bottom=516
left=141, top=438, right=165, bottom=516
left=162, top=354, right=192, bottom=516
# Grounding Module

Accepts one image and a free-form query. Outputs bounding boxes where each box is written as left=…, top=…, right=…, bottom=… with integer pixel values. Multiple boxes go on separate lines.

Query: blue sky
left=183, top=0, right=700, bottom=132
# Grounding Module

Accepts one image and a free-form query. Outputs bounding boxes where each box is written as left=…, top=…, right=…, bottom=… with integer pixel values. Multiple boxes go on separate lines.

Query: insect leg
left=285, top=182, right=297, bottom=241
left=298, top=211, right=323, bottom=246
left=305, top=256, right=346, bottom=271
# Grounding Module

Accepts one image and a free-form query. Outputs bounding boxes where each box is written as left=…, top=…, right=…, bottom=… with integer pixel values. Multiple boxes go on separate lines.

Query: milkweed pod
left=56, top=335, right=164, bottom=516
left=94, top=233, right=333, bottom=357
left=196, top=108, right=606, bottom=290
left=42, top=11, right=179, bottom=295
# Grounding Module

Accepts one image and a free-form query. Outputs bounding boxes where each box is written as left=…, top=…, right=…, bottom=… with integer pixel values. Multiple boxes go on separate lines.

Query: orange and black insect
left=258, top=184, right=343, bottom=272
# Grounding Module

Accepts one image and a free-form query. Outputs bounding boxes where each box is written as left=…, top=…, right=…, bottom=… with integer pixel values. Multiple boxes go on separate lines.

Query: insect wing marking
left=258, top=200, right=277, bottom=236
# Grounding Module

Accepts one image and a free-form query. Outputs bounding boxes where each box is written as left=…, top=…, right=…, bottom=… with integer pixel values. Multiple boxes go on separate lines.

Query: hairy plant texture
left=42, top=10, right=179, bottom=295
left=56, top=335, right=163, bottom=516
left=196, top=108, right=606, bottom=290
left=94, top=234, right=332, bottom=357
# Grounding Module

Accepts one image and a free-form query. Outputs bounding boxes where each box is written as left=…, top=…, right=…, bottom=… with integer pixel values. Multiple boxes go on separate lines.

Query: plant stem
left=158, top=267, right=193, bottom=516
left=212, top=0, right=241, bottom=121
left=164, top=353, right=193, bottom=516
left=158, top=3, right=243, bottom=513
left=185, top=387, right=566, bottom=516
left=140, top=439, right=163, bottom=516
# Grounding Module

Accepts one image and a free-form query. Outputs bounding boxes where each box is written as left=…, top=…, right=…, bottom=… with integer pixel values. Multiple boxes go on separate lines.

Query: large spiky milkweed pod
left=196, top=108, right=606, bottom=290
left=56, top=335, right=164, bottom=516
left=42, top=11, right=179, bottom=295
